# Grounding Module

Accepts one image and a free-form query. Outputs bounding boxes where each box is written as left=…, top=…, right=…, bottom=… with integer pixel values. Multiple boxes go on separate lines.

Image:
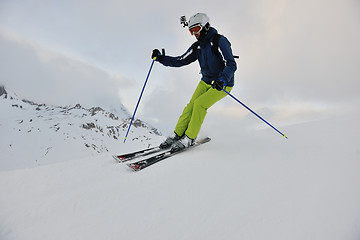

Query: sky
left=1, top=0, right=360, bottom=135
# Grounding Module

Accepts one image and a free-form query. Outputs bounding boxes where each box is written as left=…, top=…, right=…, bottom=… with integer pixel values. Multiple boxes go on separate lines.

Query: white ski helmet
left=188, top=13, right=210, bottom=29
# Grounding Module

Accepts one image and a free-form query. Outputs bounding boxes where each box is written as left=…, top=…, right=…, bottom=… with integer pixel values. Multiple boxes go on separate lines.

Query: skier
left=152, top=13, right=237, bottom=152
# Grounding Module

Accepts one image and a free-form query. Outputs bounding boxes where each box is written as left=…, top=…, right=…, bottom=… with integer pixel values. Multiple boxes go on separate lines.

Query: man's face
left=189, top=25, right=202, bottom=39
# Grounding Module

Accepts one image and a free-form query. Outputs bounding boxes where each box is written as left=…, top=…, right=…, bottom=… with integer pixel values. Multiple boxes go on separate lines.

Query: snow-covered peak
left=0, top=85, right=20, bottom=100
left=0, top=85, right=6, bottom=96
left=0, top=86, right=162, bottom=170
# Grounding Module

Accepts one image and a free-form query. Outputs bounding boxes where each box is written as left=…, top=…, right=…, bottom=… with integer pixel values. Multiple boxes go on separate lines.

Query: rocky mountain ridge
left=0, top=85, right=162, bottom=170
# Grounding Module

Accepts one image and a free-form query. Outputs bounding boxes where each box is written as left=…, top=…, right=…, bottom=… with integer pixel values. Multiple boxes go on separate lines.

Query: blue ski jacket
left=159, top=27, right=237, bottom=87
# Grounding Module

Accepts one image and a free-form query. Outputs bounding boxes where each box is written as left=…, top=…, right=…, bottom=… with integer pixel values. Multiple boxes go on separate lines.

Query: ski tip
left=127, top=163, right=141, bottom=171
left=113, top=155, right=125, bottom=163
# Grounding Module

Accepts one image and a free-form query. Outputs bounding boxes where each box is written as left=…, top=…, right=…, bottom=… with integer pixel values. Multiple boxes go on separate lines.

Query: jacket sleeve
left=218, top=36, right=237, bottom=85
left=159, top=44, right=198, bottom=67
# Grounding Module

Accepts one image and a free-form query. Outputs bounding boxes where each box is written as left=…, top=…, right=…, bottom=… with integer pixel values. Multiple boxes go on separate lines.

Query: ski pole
left=222, top=89, right=288, bottom=139
left=124, top=57, right=156, bottom=143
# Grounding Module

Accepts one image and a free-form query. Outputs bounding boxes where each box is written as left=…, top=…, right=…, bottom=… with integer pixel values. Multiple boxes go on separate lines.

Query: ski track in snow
left=1, top=89, right=360, bottom=240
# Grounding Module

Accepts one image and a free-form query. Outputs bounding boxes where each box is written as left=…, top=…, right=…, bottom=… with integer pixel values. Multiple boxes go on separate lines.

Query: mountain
left=0, top=85, right=162, bottom=170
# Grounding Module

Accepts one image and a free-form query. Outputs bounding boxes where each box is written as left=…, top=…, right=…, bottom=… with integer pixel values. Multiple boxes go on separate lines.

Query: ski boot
left=170, top=135, right=195, bottom=153
left=159, top=132, right=182, bottom=149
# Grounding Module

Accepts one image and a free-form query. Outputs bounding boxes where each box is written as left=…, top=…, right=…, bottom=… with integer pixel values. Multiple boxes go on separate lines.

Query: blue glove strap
left=219, top=78, right=226, bottom=87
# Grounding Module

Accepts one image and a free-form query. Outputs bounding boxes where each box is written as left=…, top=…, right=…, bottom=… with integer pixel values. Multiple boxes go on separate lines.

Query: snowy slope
left=1, top=86, right=360, bottom=240
left=0, top=86, right=162, bottom=170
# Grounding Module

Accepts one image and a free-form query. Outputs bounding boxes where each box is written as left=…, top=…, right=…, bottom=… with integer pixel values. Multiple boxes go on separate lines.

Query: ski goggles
left=189, top=24, right=202, bottom=35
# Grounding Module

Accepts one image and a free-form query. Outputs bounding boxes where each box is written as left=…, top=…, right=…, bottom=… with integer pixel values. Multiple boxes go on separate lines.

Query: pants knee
left=193, top=98, right=207, bottom=111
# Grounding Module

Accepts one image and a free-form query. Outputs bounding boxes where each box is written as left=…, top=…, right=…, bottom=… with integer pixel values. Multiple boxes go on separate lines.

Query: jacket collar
left=198, top=27, right=218, bottom=45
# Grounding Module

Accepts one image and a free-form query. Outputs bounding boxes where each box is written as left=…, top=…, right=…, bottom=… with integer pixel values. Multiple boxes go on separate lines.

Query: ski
left=127, top=137, right=211, bottom=171
left=113, top=146, right=166, bottom=163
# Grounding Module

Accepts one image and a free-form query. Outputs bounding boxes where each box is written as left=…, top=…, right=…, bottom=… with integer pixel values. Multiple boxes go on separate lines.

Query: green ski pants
left=174, top=80, right=232, bottom=139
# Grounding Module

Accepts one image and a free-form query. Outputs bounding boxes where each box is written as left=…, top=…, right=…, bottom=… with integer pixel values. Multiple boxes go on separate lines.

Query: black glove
left=151, top=49, right=163, bottom=61
left=211, top=79, right=225, bottom=91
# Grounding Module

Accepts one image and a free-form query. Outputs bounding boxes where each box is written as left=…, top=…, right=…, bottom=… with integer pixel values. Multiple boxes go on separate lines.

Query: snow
left=1, top=89, right=360, bottom=240
left=0, top=88, right=161, bottom=170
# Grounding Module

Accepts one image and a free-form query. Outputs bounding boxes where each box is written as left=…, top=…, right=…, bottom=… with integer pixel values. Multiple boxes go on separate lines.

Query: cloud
left=0, top=30, right=128, bottom=111
left=236, top=0, right=360, bottom=105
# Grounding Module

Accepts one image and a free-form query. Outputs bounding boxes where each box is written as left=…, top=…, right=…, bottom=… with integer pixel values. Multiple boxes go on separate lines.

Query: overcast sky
left=1, top=0, right=360, bottom=135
